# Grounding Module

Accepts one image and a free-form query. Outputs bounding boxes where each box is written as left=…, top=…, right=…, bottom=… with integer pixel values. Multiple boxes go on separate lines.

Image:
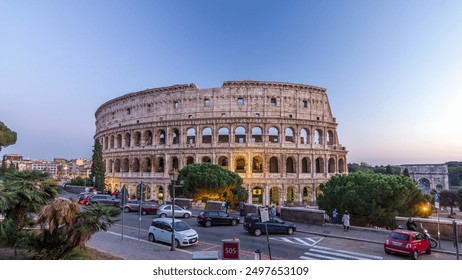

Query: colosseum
left=94, top=80, right=348, bottom=206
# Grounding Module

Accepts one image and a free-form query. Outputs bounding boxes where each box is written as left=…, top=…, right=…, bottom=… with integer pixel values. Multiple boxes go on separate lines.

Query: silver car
left=157, top=205, right=192, bottom=218
left=148, top=218, right=198, bottom=248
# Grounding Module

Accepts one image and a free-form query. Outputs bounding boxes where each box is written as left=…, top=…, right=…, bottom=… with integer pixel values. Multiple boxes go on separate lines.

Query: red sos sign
left=222, top=239, right=239, bottom=259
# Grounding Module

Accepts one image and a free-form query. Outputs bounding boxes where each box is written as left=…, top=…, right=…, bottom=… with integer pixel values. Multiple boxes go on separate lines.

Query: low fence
left=396, top=216, right=462, bottom=241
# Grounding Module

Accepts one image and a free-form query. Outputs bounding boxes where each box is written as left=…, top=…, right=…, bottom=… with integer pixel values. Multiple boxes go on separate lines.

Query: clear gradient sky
left=1, top=1, right=461, bottom=166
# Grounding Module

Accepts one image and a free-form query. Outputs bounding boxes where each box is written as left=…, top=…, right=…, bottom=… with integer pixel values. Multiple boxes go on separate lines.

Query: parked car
left=197, top=210, right=240, bottom=227
left=148, top=217, right=198, bottom=248
left=157, top=205, right=191, bottom=218
left=384, top=229, right=431, bottom=259
left=243, top=213, right=296, bottom=236
left=77, top=192, right=94, bottom=203
left=123, top=200, right=159, bottom=215
left=89, top=194, right=120, bottom=207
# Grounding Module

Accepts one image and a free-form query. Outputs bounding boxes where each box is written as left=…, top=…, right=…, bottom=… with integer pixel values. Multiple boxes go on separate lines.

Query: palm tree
left=0, top=170, right=60, bottom=257
left=34, top=197, right=120, bottom=259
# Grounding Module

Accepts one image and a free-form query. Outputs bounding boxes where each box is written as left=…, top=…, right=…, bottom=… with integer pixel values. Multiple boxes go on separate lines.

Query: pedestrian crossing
left=300, top=245, right=383, bottom=260
left=270, top=237, right=383, bottom=260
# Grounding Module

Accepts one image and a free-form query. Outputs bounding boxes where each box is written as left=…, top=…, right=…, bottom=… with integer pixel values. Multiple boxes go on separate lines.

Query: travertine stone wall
left=95, top=81, right=348, bottom=206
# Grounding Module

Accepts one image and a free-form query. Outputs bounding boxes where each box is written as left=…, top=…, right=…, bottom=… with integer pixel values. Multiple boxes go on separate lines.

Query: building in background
left=95, top=80, right=348, bottom=206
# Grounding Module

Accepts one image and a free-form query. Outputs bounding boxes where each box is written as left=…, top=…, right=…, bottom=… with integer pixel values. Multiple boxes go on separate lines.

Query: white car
left=157, top=205, right=192, bottom=218
left=148, top=218, right=198, bottom=248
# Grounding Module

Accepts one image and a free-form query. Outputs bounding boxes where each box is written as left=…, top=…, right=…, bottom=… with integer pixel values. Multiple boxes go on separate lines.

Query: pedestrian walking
left=225, top=201, right=230, bottom=213
left=332, top=208, right=338, bottom=224
left=342, top=210, right=350, bottom=231
left=239, top=200, right=245, bottom=216
left=275, top=203, right=282, bottom=217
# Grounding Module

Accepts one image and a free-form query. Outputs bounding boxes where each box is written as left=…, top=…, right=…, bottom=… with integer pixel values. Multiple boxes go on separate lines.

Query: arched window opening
left=202, top=127, right=212, bottom=144
left=286, top=187, right=296, bottom=205
left=252, top=156, right=263, bottom=173
left=235, top=126, right=246, bottom=143
left=135, top=131, right=141, bottom=146
left=133, top=158, right=140, bottom=172
left=315, top=157, right=324, bottom=173
left=144, top=157, right=152, bottom=172
left=171, top=157, right=179, bottom=170
left=117, top=134, right=122, bottom=148
left=114, top=159, right=121, bottom=172
left=328, top=158, right=335, bottom=173
left=122, top=158, right=129, bottom=172
left=172, top=129, right=180, bottom=145
left=285, top=127, right=294, bottom=142
left=110, top=135, right=115, bottom=149
left=218, top=127, right=230, bottom=143
left=235, top=157, right=246, bottom=173
left=159, top=130, right=166, bottom=145
left=252, top=127, right=263, bottom=143
left=145, top=130, right=153, bottom=146
left=124, top=133, right=131, bottom=147
left=158, top=157, right=164, bottom=172
left=252, top=187, right=263, bottom=204
left=338, top=158, right=345, bottom=173
left=202, top=156, right=211, bottom=163
left=270, top=187, right=280, bottom=205
left=327, top=130, right=335, bottom=145
left=268, top=127, right=279, bottom=143
left=218, top=156, right=229, bottom=168
left=286, top=157, right=295, bottom=173
left=186, top=156, right=194, bottom=165
left=314, top=129, right=323, bottom=144
left=300, top=129, right=309, bottom=144
left=269, top=157, right=279, bottom=173
left=302, top=158, right=311, bottom=173
left=187, top=128, right=196, bottom=144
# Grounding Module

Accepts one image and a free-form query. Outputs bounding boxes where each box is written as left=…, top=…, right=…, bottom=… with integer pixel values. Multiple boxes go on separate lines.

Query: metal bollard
left=254, top=249, right=262, bottom=260
left=453, top=220, right=459, bottom=260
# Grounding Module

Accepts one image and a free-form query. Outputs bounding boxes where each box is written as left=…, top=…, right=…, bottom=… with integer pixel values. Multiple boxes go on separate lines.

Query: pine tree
left=90, top=139, right=105, bottom=192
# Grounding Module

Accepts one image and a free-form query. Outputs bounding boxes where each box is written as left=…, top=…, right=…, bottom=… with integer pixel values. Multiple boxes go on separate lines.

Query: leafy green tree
left=90, top=139, right=105, bottom=192
left=439, top=190, right=458, bottom=215
left=0, top=170, right=61, bottom=256
left=457, top=189, right=462, bottom=211
left=317, top=172, right=428, bottom=229
left=0, top=121, right=17, bottom=151
left=176, top=163, right=247, bottom=207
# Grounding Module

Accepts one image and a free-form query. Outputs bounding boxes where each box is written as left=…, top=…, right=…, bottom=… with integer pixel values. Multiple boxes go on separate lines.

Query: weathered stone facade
left=94, top=81, right=348, bottom=206
left=400, top=164, right=449, bottom=194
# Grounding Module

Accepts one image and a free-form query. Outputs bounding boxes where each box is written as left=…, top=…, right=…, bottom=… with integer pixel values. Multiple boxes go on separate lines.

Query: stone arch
left=218, top=156, right=228, bottom=168
left=286, top=186, right=296, bottom=205
left=327, top=130, right=335, bottom=145
left=157, top=157, right=165, bottom=172
left=122, top=158, right=129, bottom=172
left=285, top=127, right=295, bottom=143
left=251, top=186, right=263, bottom=204
left=270, top=187, right=281, bottom=205
left=315, top=157, right=324, bottom=173
left=142, top=157, right=152, bottom=172
left=418, top=178, right=431, bottom=194
left=124, top=132, right=131, bottom=147
left=300, top=128, right=309, bottom=144
left=314, top=129, right=323, bottom=144
left=302, top=186, right=312, bottom=204
left=144, top=130, right=153, bottom=145
left=186, top=156, right=195, bottom=165
left=302, top=157, right=311, bottom=173
left=235, top=126, right=246, bottom=143
left=328, top=158, right=336, bottom=173
left=252, top=126, right=263, bottom=143
left=338, top=158, right=345, bottom=173
left=114, top=159, right=121, bottom=172
left=110, top=135, right=115, bottom=149
left=218, top=127, right=230, bottom=143
left=171, top=156, right=179, bottom=170
left=132, top=158, right=140, bottom=172
left=134, top=131, right=141, bottom=146
left=116, top=134, right=122, bottom=148
left=269, top=157, right=279, bottom=173
left=286, top=157, right=296, bottom=173
left=172, top=128, right=180, bottom=145
left=202, top=127, right=212, bottom=143
left=252, top=156, right=264, bottom=173
left=268, top=127, right=279, bottom=143
left=202, top=156, right=211, bottom=163
left=187, top=128, right=196, bottom=144
left=159, top=129, right=166, bottom=145
left=235, top=157, right=246, bottom=173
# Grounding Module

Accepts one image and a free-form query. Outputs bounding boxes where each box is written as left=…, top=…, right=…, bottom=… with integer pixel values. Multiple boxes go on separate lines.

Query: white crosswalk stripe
left=270, top=236, right=383, bottom=260
left=300, top=245, right=383, bottom=260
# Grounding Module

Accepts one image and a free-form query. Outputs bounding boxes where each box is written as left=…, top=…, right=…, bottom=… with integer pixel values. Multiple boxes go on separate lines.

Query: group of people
left=332, top=208, right=350, bottom=231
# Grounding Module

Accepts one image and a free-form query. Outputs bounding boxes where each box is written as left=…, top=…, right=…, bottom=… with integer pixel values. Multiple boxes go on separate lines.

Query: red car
left=384, top=229, right=431, bottom=259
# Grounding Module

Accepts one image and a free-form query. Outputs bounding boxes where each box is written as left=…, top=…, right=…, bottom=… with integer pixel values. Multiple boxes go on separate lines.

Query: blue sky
left=1, top=0, right=461, bottom=166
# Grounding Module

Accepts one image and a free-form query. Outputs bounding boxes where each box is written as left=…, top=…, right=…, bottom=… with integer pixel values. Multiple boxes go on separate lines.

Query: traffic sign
left=222, top=238, right=240, bottom=260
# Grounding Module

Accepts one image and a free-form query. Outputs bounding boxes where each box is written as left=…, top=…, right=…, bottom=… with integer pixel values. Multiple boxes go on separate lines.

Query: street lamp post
left=169, top=169, right=179, bottom=251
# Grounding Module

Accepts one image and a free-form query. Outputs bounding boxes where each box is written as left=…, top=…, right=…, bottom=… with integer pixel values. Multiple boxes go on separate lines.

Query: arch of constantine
left=400, top=164, right=449, bottom=194
left=94, top=80, right=348, bottom=206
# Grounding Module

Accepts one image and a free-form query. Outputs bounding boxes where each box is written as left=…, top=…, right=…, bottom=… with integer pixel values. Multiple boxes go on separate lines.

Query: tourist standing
left=342, top=210, right=350, bottom=231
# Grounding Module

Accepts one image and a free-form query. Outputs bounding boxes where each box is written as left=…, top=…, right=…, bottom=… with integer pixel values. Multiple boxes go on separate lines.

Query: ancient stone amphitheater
left=95, top=80, right=348, bottom=206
